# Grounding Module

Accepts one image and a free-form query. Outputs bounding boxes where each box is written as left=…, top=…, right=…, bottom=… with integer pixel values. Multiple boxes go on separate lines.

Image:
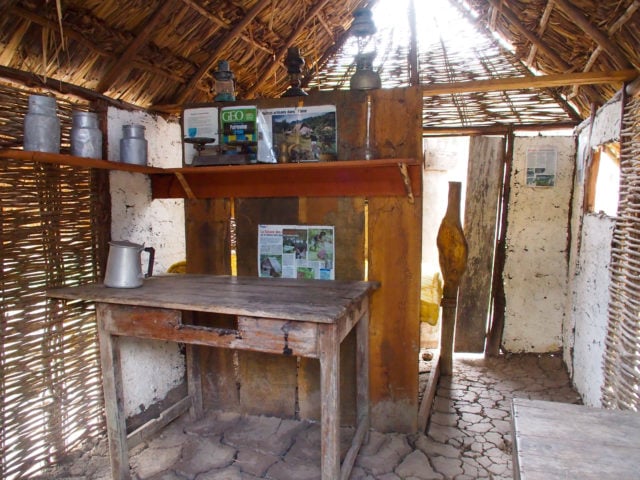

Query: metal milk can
left=23, top=94, right=61, bottom=153
left=71, top=111, right=102, bottom=158
left=120, top=124, right=148, bottom=165
left=104, top=240, right=155, bottom=288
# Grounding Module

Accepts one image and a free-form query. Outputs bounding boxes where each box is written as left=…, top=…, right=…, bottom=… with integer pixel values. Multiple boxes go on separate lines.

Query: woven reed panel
left=602, top=93, right=640, bottom=411
left=0, top=85, right=105, bottom=478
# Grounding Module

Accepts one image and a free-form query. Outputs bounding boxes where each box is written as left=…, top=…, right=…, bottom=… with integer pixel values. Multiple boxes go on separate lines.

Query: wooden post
left=436, top=182, right=468, bottom=375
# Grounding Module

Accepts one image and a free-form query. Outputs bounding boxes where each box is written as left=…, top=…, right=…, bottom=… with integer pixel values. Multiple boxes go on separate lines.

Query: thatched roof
left=0, top=0, right=638, bottom=130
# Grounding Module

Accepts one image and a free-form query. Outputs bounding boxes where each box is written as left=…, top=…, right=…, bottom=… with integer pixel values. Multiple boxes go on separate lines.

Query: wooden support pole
left=436, top=182, right=468, bottom=375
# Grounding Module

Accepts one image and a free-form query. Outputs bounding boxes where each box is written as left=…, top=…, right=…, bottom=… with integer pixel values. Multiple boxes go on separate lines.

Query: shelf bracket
left=174, top=172, right=196, bottom=199
left=397, top=162, right=415, bottom=204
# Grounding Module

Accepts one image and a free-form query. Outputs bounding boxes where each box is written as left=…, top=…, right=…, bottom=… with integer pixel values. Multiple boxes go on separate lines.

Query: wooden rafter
left=176, top=0, right=271, bottom=104
left=10, top=5, right=191, bottom=84
left=421, top=69, right=637, bottom=96
left=244, top=0, right=334, bottom=99
left=180, top=0, right=274, bottom=56
left=525, top=0, right=555, bottom=67
left=0, top=65, right=142, bottom=111
left=571, top=0, right=640, bottom=98
left=96, top=2, right=175, bottom=93
left=553, top=0, right=632, bottom=70
left=487, top=0, right=569, bottom=72
left=449, top=0, right=582, bottom=121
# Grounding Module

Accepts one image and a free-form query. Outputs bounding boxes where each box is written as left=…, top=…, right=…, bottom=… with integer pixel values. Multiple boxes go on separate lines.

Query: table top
left=47, top=274, right=379, bottom=324
left=512, top=397, right=640, bottom=480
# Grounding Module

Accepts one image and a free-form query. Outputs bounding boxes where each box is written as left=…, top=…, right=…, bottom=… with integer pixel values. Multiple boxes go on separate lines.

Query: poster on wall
left=526, top=147, right=557, bottom=187
left=258, top=225, right=335, bottom=280
left=257, top=105, right=337, bottom=163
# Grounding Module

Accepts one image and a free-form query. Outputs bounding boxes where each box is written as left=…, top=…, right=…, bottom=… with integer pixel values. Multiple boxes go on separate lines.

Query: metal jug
left=104, top=240, right=155, bottom=288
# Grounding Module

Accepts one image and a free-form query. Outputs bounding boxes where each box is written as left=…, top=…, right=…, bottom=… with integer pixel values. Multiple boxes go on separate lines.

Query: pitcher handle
left=144, top=247, right=155, bottom=278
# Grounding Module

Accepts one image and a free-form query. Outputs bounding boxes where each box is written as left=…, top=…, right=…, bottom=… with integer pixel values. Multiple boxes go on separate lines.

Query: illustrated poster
left=258, top=225, right=335, bottom=280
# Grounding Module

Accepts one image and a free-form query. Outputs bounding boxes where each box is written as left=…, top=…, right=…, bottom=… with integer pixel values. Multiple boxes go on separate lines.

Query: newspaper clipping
left=258, top=225, right=335, bottom=280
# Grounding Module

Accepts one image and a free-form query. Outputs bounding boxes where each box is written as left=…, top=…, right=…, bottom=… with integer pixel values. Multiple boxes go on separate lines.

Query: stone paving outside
left=47, top=353, right=580, bottom=479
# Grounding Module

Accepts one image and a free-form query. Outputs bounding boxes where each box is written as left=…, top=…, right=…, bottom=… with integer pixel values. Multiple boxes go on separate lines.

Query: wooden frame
left=48, top=275, right=378, bottom=480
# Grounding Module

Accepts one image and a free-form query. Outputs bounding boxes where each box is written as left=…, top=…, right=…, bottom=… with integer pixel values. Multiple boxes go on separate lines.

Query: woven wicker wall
left=0, top=84, right=107, bottom=478
left=602, top=91, right=640, bottom=411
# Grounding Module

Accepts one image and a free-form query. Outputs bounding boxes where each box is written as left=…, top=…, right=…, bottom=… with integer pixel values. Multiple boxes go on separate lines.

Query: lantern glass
left=349, top=8, right=381, bottom=91
left=213, top=60, right=235, bottom=102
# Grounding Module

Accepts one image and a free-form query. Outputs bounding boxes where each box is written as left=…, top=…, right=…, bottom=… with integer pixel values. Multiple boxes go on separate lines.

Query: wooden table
left=511, top=397, right=640, bottom=480
left=48, top=274, right=379, bottom=480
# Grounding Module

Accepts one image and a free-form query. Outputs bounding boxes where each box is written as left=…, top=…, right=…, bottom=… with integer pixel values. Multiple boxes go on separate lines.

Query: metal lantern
left=282, top=47, right=308, bottom=97
left=213, top=60, right=235, bottom=101
left=349, top=8, right=381, bottom=91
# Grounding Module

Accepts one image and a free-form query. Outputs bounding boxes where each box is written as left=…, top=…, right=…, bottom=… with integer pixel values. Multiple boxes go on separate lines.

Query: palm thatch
left=0, top=0, right=638, bottom=128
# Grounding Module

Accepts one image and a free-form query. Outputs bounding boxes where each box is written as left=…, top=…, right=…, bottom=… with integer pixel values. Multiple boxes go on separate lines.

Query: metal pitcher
left=104, top=240, right=155, bottom=288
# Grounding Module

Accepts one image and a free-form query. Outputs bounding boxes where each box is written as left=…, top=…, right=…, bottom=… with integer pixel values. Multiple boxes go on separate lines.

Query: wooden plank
left=235, top=197, right=299, bottom=417
left=417, top=350, right=440, bottom=433
left=185, top=197, right=238, bottom=411
left=319, top=323, right=340, bottom=480
left=126, top=396, right=192, bottom=449
left=368, top=196, right=422, bottom=433
left=151, top=160, right=422, bottom=199
left=455, top=136, right=504, bottom=352
left=512, top=398, right=640, bottom=480
left=237, top=316, right=319, bottom=357
left=48, top=275, right=379, bottom=323
left=421, top=69, right=638, bottom=96
left=367, top=86, right=422, bottom=433
left=96, top=304, right=131, bottom=480
left=297, top=197, right=365, bottom=424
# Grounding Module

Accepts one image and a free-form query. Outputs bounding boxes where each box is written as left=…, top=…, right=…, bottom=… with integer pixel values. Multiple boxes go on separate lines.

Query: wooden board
left=297, top=197, right=366, bottom=424
left=235, top=197, right=299, bottom=416
left=368, top=196, right=422, bottom=433
left=512, top=398, right=640, bottom=480
left=455, top=136, right=504, bottom=352
left=185, top=198, right=238, bottom=410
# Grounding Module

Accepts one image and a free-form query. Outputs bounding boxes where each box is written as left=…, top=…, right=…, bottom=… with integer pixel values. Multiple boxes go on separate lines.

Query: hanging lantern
left=282, top=47, right=308, bottom=97
left=213, top=60, right=236, bottom=102
left=349, top=8, right=381, bottom=91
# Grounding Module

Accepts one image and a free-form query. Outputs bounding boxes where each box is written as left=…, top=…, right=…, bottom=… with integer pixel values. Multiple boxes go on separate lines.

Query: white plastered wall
left=107, top=107, right=186, bottom=418
left=502, top=136, right=575, bottom=352
left=564, top=98, right=620, bottom=407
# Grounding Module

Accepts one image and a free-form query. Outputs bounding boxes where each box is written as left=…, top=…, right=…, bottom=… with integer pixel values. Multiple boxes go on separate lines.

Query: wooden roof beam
left=553, top=0, right=633, bottom=70
left=10, top=5, right=191, bottom=84
left=244, top=0, right=334, bottom=99
left=176, top=0, right=271, bottom=104
left=421, top=69, right=638, bottom=96
left=180, top=0, right=273, bottom=56
left=96, top=2, right=175, bottom=93
left=487, top=0, right=569, bottom=72
left=525, top=0, right=555, bottom=67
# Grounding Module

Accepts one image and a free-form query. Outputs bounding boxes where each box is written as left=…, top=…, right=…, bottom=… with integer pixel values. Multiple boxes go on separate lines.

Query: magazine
left=258, top=224, right=335, bottom=280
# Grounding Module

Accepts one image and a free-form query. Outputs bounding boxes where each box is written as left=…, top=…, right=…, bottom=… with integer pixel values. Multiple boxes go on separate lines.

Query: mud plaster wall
left=503, top=136, right=575, bottom=352
left=564, top=98, right=620, bottom=407
left=107, top=107, right=186, bottom=418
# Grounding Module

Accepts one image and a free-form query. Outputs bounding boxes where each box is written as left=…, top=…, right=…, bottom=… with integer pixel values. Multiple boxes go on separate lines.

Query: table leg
left=319, top=323, right=340, bottom=480
left=186, top=344, right=203, bottom=419
left=356, top=307, right=370, bottom=439
left=96, top=304, right=130, bottom=480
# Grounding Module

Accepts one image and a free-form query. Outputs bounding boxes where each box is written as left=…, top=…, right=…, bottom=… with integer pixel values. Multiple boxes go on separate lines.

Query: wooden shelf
left=0, top=149, right=421, bottom=200
left=0, top=149, right=164, bottom=174
left=152, top=159, right=422, bottom=199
